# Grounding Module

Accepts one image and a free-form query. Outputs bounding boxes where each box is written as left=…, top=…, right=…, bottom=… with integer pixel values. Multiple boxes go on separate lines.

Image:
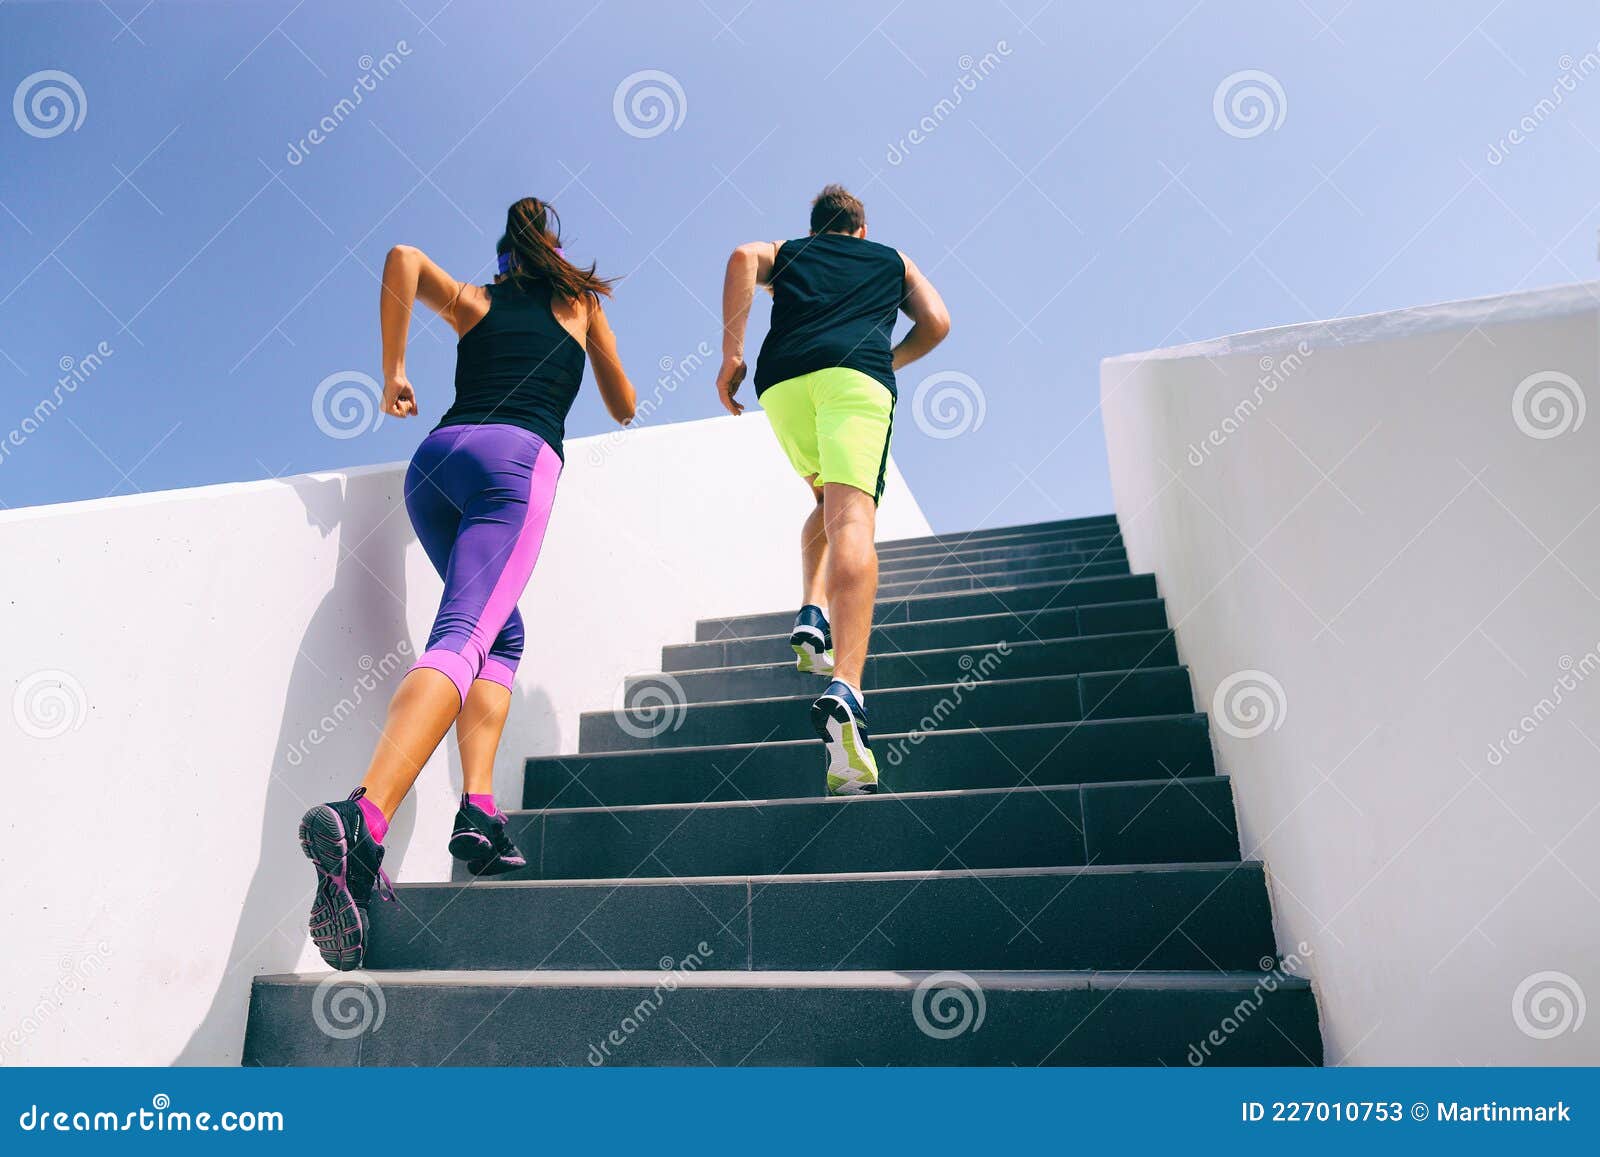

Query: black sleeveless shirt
left=435, top=278, right=586, bottom=459
left=752, top=233, right=906, bottom=399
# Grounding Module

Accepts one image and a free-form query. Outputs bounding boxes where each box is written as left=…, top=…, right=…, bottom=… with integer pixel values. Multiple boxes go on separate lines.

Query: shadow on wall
left=176, top=471, right=415, bottom=1065
left=176, top=471, right=564, bottom=1064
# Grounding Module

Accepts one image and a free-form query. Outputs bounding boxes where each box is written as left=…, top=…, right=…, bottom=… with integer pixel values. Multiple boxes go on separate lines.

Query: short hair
left=810, top=184, right=866, bottom=235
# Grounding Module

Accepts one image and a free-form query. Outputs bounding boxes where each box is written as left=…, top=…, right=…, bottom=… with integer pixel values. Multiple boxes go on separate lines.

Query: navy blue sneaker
left=810, top=680, right=880, bottom=795
left=447, top=795, right=528, bottom=877
left=297, top=788, right=394, bottom=971
left=790, top=604, right=834, bottom=676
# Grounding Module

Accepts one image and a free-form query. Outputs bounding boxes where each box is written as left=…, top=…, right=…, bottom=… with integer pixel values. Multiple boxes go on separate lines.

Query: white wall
left=1102, top=282, right=1600, bottom=1065
left=0, top=413, right=930, bottom=1066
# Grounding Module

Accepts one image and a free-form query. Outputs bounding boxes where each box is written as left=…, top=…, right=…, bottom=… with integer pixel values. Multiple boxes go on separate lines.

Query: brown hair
left=499, top=197, right=615, bottom=304
left=809, top=184, right=866, bottom=235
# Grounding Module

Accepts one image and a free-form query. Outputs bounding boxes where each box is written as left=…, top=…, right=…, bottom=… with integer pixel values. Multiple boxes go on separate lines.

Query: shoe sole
left=298, top=805, right=366, bottom=972
left=449, top=829, right=529, bottom=877
left=810, top=694, right=880, bottom=796
left=790, top=627, right=834, bottom=676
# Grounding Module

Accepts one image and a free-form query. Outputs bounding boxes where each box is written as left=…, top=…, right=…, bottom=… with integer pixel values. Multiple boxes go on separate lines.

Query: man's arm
left=891, top=252, right=951, bottom=372
left=715, top=241, right=779, bottom=415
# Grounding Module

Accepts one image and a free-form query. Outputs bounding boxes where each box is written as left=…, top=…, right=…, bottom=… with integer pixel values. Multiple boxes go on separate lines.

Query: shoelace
left=376, top=867, right=397, bottom=903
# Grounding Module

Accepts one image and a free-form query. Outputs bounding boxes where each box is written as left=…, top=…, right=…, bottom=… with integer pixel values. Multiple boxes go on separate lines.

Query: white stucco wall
left=0, top=413, right=930, bottom=1066
left=1102, top=282, right=1600, bottom=1065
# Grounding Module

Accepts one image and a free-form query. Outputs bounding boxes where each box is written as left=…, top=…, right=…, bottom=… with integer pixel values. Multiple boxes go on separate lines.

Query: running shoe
left=790, top=604, right=835, bottom=676
left=811, top=680, right=880, bottom=796
left=447, top=794, right=528, bottom=877
left=297, top=788, right=394, bottom=971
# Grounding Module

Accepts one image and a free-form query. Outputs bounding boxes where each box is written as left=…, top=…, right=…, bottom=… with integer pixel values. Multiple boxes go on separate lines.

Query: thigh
left=813, top=369, right=894, bottom=503
left=759, top=374, right=822, bottom=482
left=442, top=429, right=561, bottom=646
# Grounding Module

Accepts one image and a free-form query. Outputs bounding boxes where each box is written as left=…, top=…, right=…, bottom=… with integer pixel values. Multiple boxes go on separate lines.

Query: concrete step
left=876, top=558, right=1129, bottom=598
left=244, top=967, right=1320, bottom=1066
left=640, top=631, right=1178, bottom=703
left=878, top=533, right=1125, bottom=574
left=877, top=545, right=1128, bottom=585
left=664, top=600, right=1170, bottom=671
left=524, top=714, right=1216, bottom=808
left=877, top=514, right=1119, bottom=554
left=456, top=777, right=1238, bottom=882
left=696, top=574, right=1158, bottom=641
left=583, top=668, right=1194, bottom=753
left=362, top=862, right=1276, bottom=973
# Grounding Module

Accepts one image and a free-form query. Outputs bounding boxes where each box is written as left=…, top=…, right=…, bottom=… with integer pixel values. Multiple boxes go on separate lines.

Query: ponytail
left=499, top=197, right=615, bottom=305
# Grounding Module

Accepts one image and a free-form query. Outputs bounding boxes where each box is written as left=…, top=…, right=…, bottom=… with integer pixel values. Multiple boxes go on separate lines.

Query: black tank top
left=752, top=233, right=906, bottom=399
left=436, top=279, right=586, bottom=459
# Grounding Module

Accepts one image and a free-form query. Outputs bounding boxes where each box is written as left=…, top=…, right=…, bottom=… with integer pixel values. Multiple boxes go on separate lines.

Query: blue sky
left=3, top=0, right=1599, bottom=530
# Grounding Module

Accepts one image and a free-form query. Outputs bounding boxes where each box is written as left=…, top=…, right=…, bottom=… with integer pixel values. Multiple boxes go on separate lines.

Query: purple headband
left=497, top=246, right=566, bottom=276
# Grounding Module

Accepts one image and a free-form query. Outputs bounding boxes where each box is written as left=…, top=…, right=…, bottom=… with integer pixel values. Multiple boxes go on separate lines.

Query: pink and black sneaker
left=297, top=788, right=394, bottom=971
left=447, top=794, right=528, bottom=877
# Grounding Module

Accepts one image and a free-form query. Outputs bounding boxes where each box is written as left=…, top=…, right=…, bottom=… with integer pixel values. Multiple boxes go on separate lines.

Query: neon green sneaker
left=790, top=604, right=835, bottom=676
left=811, top=680, right=880, bottom=796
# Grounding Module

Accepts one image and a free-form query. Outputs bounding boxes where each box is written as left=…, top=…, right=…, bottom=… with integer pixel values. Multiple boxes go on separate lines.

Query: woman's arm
left=585, top=300, right=636, bottom=425
left=379, top=244, right=466, bottom=418
left=715, top=241, right=779, bottom=415
left=891, top=252, right=951, bottom=372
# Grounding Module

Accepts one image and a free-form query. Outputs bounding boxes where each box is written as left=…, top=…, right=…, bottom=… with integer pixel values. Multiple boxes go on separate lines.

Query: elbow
left=385, top=244, right=420, bottom=272
left=612, top=387, right=637, bottom=426
left=928, top=311, right=952, bottom=344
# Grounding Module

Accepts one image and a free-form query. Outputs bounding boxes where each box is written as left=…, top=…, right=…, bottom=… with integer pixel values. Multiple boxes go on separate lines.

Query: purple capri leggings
left=402, top=423, right=561, bottom=705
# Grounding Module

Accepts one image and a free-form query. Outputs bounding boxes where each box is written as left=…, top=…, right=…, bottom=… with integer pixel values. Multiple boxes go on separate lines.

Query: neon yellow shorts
left=759, top=367, right=895, bottom=503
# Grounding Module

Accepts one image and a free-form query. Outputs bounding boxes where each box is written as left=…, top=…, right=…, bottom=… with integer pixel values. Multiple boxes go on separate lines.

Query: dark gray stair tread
left=877, top=546, right=1128, bottom=584
left=664, top=600, right=1170, bottom=672
left=877, top=558, right=1129, bottom=597
left=458, top=777, right=1238, bottom=882
left=361, top=862, right=1274, bottom=972
left=583, top=668, right=1194, bottom=752
left=643, top=631, right=1178, bottom=702
left=878, top=514, right=1119, bottom=553
left=244, top=967, right=1319, bottom=1066
left=695, top=573, right=1157, bottom=641
left=877, top=533, right=1124, bottom=573
left=526, top=715, right=1216, bottom=808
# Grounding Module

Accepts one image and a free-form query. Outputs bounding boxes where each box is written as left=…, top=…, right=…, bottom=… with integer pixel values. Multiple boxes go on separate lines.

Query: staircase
left=243, top=514, right=1322, bottom=1066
